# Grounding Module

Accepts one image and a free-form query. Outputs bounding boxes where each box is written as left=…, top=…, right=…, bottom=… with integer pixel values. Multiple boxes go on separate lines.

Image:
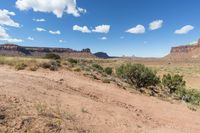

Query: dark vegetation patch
left=44, top=53, right=61, bottom=60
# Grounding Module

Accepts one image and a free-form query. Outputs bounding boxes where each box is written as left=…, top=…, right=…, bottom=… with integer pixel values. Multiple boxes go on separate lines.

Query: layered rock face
left=0, top=44, right=95, bottom=58
left=166, top=39, right=200, bottom=60
left=170, top=39, right=200, bottom=54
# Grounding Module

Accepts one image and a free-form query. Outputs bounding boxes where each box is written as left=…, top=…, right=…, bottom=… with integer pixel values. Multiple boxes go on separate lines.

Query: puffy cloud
left=36, top=27, right=46, bottom=32
left=0, top=10, right=22, bottom=43
left=27, top=36, right=34, bottom=40
left=101, top=37, right=107, bottom=40
left=73, top=24, right=111, bottom=34
left=175, top=25, right=194, bottom=34
left=59, top=39, right=66, bottom=43
left=0, top=9, right=20, bottom=27
left=149, top=20, right=163, bottom=30
left=78, top=8, right=87, bottom=14
left=0, top=26, right=22, bottom=43
left=92, top=25, right=110, bottom=33
left=16, top=0, right=85, bottom=18
left=0, top=26, right=9, bottom=38
left=49, top=30, right=61, bottom=35
left=33, top=18, right=46, bottom=22
left=126, top=25, right=145, bottom=34
left=1, top=38, right=23, bottom=43
left=73, top=25, right=91, bottom=33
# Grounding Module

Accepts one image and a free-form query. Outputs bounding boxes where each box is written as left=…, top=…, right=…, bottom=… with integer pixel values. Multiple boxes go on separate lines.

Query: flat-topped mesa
left=170, top=39, right=200, bottom=53
left=25, top=47, right=92, bottom=53
left=0, top=44, right=30, bottom=55
left=0, top=44, right=22, bottom=50
left=24, top=46, right=76, bottom=53
left=0, top=44, right=95, bottom=58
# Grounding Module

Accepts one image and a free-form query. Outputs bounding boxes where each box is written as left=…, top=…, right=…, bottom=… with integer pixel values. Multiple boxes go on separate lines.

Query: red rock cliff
left=170, top=39, right=200, bottom=53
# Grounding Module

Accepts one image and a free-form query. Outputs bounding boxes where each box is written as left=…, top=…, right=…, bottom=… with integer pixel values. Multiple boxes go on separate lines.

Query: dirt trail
left=0, top=66, right=200, bottom=133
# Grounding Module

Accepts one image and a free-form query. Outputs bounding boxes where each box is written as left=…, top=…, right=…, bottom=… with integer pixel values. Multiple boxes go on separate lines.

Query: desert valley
left=0, top=39, right=200, bottom=133
left=1, top=0, right=200, bottom=133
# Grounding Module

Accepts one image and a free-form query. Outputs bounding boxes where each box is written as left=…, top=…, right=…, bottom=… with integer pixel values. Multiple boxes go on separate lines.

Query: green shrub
left=175, top=87, right=200, bottom=106
left=102, top=78, right=111, bottom=83
left=74, top=68, right=81, bottom=72
left=40, top=62, right=51, bottom=69
left=181, top=89, right=200, bottom=106
left=15, top=63, right=27, bottom=70
left=40, top=61, right=59, bottom=71
left=67, top=58, right=78, bottom=64
left=29, top=65, right=38, bottom=71
left=116, top=63, right=160, bottom=88
left=104, top=67, right=113, bottom=75
left=49, top=65, right=57, bottom=71
left=49, top=61, right=59, bottom=71
left=44, top=53, right=61, bottom=60
left=92, top=64, right=103, bottom=72
left=162, top=74, right=186, bottom=94
left=56, top=60, right=61, bottom=67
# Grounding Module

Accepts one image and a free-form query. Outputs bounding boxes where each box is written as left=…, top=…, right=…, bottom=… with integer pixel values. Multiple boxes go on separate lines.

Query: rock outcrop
left=170, top=39, right=200, bottom=54
left=0, top=44, right=95, bottom=58
left=166, top=39, right=200, bottom=60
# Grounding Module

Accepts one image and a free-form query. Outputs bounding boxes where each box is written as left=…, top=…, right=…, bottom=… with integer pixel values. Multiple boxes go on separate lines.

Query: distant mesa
left=0, top=44, right=95, bottom=58
left=94, top=52, right=110, bottom=59
left=166, top=39, right=200, bottom=60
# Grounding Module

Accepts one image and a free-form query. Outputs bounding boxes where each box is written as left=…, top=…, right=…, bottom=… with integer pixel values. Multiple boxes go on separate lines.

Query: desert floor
left=0, top=65, right=200, bottom=133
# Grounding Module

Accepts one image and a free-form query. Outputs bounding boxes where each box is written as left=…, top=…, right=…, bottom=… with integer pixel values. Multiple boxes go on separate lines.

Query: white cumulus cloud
left=2, top=38, right=23, bottom=43
left=36, top=27, right=46, bottom=32
left=0, top=26, right=9, bottom=38
left=149, top=20, right=163, bottom=30
left=0, top=9, right=20, bottom=27
left=175, top=25, right=194, bottom=34
left=78, top=8, right=87, bottom=14
left=27, top=37, right=34, bottom=40
left=49, top=30, right=61, bottom=35
left=73, top=25, right=91, bottom=33
left=59, top=39, right=66, bottom=43
left=33, top=18, right=46, bottom=22
left=92, top=25, right=110, bottom=33
left=16, top=0, right=86, bottom=18
left=0, top=10, right=22, bottom=43
left=0, top=26, right=22, bottom=43
left=126, top=25, right=145, bottom=34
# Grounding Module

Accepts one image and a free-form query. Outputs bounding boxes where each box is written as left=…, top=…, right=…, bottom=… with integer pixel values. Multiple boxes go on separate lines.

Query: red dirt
left=0, top=66, right=199, bottom=133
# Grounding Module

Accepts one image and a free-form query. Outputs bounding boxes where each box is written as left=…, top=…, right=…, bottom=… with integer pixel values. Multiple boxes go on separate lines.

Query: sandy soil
left=0, top=66, right=200, bottom=133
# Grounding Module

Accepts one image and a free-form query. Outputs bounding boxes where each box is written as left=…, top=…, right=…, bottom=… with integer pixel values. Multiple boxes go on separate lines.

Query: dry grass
left=1, top=55, right=200, bottom=90
left=0, top=56, right=48, bottom=67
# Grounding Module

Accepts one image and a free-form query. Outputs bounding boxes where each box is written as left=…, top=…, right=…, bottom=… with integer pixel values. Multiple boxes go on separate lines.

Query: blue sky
left=0, top=0, right=200, bottom=57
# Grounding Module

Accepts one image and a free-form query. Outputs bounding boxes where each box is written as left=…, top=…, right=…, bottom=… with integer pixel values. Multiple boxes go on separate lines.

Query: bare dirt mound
left=0, top=66, right=200, bottom=133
